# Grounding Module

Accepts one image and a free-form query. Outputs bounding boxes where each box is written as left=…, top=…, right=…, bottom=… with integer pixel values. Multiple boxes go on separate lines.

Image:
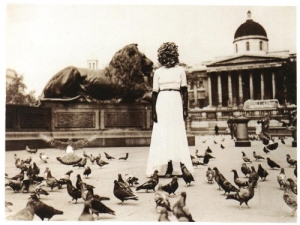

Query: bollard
left=234, top=116, right=251, bottom=147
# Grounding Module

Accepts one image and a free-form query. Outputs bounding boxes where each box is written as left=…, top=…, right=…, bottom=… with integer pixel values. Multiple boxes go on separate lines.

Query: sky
left=2, top=1, right=298, bottom=99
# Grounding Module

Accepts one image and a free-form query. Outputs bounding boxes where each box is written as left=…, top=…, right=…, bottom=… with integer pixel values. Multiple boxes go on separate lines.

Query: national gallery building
left=185, top=11, right=296, bottom=110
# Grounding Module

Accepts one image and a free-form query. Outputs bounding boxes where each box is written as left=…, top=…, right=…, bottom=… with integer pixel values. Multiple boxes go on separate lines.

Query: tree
left=6, top=74, right=37, bottom=104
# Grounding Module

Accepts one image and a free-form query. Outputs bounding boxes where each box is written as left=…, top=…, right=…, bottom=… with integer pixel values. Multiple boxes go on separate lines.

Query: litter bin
left=234, top=116, right=251, bottom=147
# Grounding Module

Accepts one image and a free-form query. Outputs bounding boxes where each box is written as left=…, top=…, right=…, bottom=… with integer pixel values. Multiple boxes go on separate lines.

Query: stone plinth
left=235, top=116, right=251, bottom=147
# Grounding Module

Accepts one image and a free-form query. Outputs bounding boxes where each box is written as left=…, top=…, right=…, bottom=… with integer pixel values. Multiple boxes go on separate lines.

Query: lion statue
left=40, top=44, right=153, bottom=103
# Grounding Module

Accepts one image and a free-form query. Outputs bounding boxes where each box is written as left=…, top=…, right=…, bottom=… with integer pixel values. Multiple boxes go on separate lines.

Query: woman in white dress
left=146, top=42, right=194, bottom=177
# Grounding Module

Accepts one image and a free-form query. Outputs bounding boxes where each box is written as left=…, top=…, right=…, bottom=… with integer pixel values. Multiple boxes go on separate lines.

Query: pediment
left=207, top=55, right=283, bottom=67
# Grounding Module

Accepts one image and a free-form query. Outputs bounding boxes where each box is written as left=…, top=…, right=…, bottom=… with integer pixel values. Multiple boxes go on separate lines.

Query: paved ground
left=4, top=134, right=297, bottom=222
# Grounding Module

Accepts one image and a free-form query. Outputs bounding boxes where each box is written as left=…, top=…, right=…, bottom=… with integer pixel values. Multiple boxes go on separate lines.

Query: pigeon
left=34, top=188, right=49, bottom=199
left=119, top=153, right=129, bottom=160
left=283, top=178, right=297, bottom=216
left=281, top=138, right=286, bottom=144
left=136, top=170, right=159, bottom=192
left=277, top=168, right=286, bottom=189
left=286, top=154, right=297, bottom=167
left=76, top=174, right=83, bottom=190
left=78, top=200, right=94, bottom=221
left=25, top=146, right=38, bottom=154
left=8, top=178, right=22, bottom=192
left=6, top=199, right=36, bottom=221
left=263, top=146, right=270, bottom=154
left=266, top=157, right=281, bottom=169
left=63, top=179, right=81, bottom=203
left=79, top=182, right=96, bottom=201
left=248, top=166, right=259, bottom=185
left=203, top=154, right=214, bottom=165
left=83, top=151, right=91, bottom=159
left=154, top=183, right=172, bottom=211
left=39, top=153, right=49, bottom=163
left=124, top=174, right=139, bottom=186
left=253, top=151, right=265, bottom=161
left=24, top=156, right=32, bottom=164
left=242, top=151, right=252, bottom=163
left=73, top=157, right=87, bottom=168
left=180, top=162, right=195, bottom=186
left=158, top=208, right=170, bottom=222
left=192, top=159, right=204, bottom=167
left=195, top=149, right=204, bottom=159
left=165, top=160, right=173, bottom=178
left=89, top=197, right=115, bottom=219
left=29, top=194, right=63, bottom=221
left=213, top=167, right=227, bottom=190
left=214, top=140, right=218, bottom=144
left=113, top=180, right=139, bottom=204
left=40, top=134, right=97, bottom=150
left=118, top=173, right=134, bottom=194
left=222, top=180, right=240, bottom=195
left=83, top=165, right=91, bottom=178
left=95, top=157, right=109, bottom=168
left=172, top=192, right=195, bottom=222
left=44, top=167, right=61, bottom=191
left=206, top=167, right=215, bottom=184
left=161, top=176, right=179, bottom=195
left=202, top=139, right=207, bottom=143
left=226, top=180, right=257, bottom=209
left=220, top=144, right=225, bottom=149
left=241, top=163, right=251, bottom=177
left=257, top=164, right=269, bottom=181
left=5, top=201, right=13, bottom=212
left=231, top=169, right=249, bottom=188
left=287, top=178, right=297, bottom=195
left=104, top=152, right=115, bottom=160
left=89, top=154, right=96, bottom=164
left=32, top=162, right=40, bottom=176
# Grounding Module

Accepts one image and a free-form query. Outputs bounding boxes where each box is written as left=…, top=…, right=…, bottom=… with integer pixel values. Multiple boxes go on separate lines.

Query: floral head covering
left=157, top=42, right=179, bottom=68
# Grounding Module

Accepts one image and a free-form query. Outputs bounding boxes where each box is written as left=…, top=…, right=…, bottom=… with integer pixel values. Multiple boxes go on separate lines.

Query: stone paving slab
left=4, top=135, right=297, bottom=222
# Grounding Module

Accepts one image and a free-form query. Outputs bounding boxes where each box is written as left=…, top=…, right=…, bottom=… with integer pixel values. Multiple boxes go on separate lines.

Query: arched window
left=246, top=42, right=250, bottom=51
left=236, top=44, right=238, bottom=53
left=259, top=41, right=263, bottom=50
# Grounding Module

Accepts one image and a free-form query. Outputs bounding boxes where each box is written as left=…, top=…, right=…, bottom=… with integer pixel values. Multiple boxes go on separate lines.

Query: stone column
left=193, top=82, right=198, bottom=107
left=272, top=72, right=276, bottom=99
left=228, top=72, right=233, bottom=107
left=217, top=73, right=222, bottom=107
left=208, top=75, right=212, bottom=107
left=238, top=71, right=243, bottom=107
left=261, top=72, right=264, bottom=99
left=249, top=71, right=253, bottom=99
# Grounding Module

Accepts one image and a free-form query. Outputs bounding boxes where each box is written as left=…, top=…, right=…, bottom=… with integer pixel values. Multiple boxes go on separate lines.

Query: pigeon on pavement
left=277, top=168, right=286, bottom=189
left=206, top=167, right=215, bottom=184
left=257, top=164, right=269, bottom=181
left=161, top=176, right=179, bottom=195
left=286, top=154, right=297, bottom=167
left=104, top=152, right=115, bottom=160
left=231, top=169, right=248, bottom=188
left=180, top=162, right=195, bottom=186
left=242, top=151, right=252, bottom=163
left=283, top=178, right=297, bottom=216
left=136, top=170, right=159, bottom=192
left=241, top=163, right=251, bottom=177
left=267, top=157, right=281, bottom=169
left=172, top=192, right=195, bottom=222
left=253, top=151, right=265, bottom=161
left=6, top=199, right=36, bottom=221
left=78, top=200, right=94, bottom=221
left=119, top=153, right=129, bottom=160
left=226, top=180, right=257, bottom=209
left=113, top=180, right=139, bottom=204
left=83, top=165, right=91, bottom=178
left=154, top=183, right=172, bottom=211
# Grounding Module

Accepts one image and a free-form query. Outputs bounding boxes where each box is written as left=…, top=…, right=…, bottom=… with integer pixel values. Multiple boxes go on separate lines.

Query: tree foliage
left=6, top=74, right=37, bottom=104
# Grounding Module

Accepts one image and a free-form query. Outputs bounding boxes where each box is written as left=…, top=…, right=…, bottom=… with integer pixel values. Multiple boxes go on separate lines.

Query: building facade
left=186, top=11, right=296, bottom=109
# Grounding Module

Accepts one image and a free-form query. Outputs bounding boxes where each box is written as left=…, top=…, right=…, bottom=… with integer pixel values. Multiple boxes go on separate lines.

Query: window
left=246, top=42, right=250, bottom=51
left=259, top=41, right=263, bottom=50
left=236, top=44, right=238, bottom=53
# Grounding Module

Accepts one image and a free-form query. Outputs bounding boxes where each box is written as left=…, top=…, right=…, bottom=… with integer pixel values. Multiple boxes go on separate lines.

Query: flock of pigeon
left=5, top=134, right=297, bottom=221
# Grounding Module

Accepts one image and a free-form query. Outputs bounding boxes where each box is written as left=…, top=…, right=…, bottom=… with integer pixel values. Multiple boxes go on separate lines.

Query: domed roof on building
left=234, top=11, right=267, bottom=39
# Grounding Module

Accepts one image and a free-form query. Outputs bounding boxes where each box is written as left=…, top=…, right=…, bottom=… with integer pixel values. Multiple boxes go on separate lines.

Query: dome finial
left=247, top=10, right=252, bottom=20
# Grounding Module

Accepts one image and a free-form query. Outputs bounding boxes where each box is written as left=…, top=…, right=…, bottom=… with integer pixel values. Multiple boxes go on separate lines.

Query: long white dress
left=146, top=65, right=194, bottom=177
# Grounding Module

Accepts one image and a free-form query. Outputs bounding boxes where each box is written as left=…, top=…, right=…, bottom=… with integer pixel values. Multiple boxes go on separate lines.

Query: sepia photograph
left=2, top=0, right=298, bottom=222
